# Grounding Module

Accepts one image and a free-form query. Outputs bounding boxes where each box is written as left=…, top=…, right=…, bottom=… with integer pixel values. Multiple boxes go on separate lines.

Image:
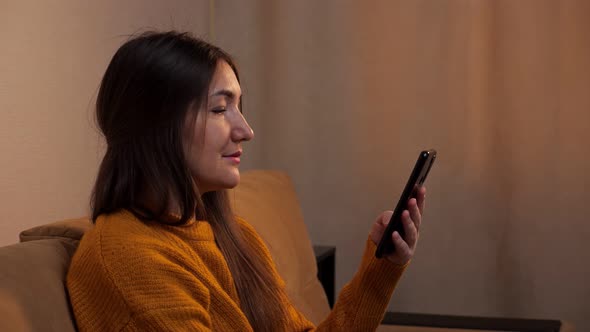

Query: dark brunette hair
left=92, top=31, right=290, bottom=331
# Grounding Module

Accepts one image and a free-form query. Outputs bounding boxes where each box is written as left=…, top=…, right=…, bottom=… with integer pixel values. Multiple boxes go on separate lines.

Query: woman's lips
left=223, top=151, right=242, bottom=164
left=224, top=151, right=242, bottom=157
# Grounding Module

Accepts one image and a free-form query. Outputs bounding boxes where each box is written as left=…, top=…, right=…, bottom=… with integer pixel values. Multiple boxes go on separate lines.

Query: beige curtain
left=215, top=0, right=589, bottom=329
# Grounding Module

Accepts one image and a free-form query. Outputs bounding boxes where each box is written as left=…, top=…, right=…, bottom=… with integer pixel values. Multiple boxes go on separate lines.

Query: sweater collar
left=123, top=209, right=215, bottom=242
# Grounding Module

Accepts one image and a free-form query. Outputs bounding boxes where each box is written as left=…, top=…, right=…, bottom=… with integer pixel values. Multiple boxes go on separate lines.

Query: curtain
left=214, top=0, right=590, bottom=329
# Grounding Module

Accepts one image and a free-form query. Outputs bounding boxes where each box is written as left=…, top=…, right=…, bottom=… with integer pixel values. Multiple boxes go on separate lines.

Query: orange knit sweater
left=67, top=210, right=407, bottom=331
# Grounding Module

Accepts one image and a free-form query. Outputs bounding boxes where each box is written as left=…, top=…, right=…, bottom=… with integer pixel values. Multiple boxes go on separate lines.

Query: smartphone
left=375, top=149, right=437, bottom=258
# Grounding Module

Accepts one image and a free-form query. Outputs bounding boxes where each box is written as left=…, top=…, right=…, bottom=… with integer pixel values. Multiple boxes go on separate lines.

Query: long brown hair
left=92, top=31, right=290, bottom=331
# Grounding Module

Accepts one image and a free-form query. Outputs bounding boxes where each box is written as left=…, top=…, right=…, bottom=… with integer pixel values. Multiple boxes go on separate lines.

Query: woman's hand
left=369, top=186, right=426, bottom=265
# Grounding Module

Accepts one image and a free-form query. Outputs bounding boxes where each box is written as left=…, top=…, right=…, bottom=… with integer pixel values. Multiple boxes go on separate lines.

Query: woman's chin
left=219, top=171, right=241, bottom=189
left=196, top=169, right=241, bottom=193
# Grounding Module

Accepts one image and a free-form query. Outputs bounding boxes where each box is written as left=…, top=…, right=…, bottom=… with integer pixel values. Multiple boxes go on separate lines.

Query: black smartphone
left=375, top=149, right=437, bottom=258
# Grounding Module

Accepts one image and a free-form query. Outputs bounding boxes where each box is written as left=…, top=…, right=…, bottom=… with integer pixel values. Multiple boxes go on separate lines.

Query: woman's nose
left=232, top=114, right=254, bottom=142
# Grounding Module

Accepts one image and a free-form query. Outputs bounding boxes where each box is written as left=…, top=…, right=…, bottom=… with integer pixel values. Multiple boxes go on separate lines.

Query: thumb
left=376, top=210, right=393, bottom=227
left=370, top=211, right=393, bottom=244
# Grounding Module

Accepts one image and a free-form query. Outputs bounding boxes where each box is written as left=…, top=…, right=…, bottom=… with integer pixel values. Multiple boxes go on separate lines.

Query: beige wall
left=0, top=0, right=210, bottom=245
left=214, top=0, right=589, bottom=330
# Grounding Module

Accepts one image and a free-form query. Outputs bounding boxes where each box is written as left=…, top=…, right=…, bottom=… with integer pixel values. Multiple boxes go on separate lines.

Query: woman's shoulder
left=69, top=210, right=205, bottom=286
left=92, top=210, right=170, bottom=247
left=74, top=210, right=193, bottom=267
left=67, top=211, right=214, bottom=327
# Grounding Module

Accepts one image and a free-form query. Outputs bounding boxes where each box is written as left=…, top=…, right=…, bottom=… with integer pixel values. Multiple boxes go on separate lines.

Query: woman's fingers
left=392, top=231, right=411, bottom=261
left=378, top=188, right=426, bottom=264
left=408, top=198, right=422, bottom=232
left=369, top=211, right=393, bottom=246
left=416, top=186, right=427, bottom=214
left=378, top=211, right=393, bottom=227
left=401, top=210, right=418, bottom=249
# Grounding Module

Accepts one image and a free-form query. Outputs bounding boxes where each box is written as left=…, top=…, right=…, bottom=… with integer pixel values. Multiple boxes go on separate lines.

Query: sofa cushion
left=19, top=217, right=92, bottom=243
left=228, top=170, right=331, bottom=324
left=0, top=239, right=77, bottom=332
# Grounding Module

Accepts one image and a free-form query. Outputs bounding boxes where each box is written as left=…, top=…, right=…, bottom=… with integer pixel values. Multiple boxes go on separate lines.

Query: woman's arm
left=301, top=237, right=408, bottom=331
left=237, top=187, right=426, bottom=331
left=238, top=221, right=406, bottom=331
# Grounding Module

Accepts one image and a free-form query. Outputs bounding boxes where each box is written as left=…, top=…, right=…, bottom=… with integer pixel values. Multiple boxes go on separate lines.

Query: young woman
left=67, top=31, right=427, bottom=332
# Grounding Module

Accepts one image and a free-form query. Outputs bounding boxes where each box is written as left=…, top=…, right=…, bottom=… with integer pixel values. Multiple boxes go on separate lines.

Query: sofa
left=0, top=170, right=574, bottom=331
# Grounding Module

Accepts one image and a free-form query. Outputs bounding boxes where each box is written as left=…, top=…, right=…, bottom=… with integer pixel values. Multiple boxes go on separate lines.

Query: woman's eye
left=211, top=108, right=226, bottom=114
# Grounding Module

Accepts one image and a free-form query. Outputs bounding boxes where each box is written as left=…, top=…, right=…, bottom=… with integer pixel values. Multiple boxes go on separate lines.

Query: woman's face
left=184, top=60, right=254, bottom=194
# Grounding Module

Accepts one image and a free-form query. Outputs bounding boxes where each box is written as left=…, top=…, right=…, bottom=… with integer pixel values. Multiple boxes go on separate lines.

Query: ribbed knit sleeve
left=237, top=218, right=407, bottom=332
left=310, top=238, right=407, bottom=331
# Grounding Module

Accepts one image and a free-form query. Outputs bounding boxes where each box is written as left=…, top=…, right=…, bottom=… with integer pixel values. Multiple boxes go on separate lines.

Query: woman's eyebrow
left=210, top=89, right=241, bottom=100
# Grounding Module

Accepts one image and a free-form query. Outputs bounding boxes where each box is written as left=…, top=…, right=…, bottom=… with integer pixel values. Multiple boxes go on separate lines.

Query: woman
left=67, top=31, right=427, bottom=332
